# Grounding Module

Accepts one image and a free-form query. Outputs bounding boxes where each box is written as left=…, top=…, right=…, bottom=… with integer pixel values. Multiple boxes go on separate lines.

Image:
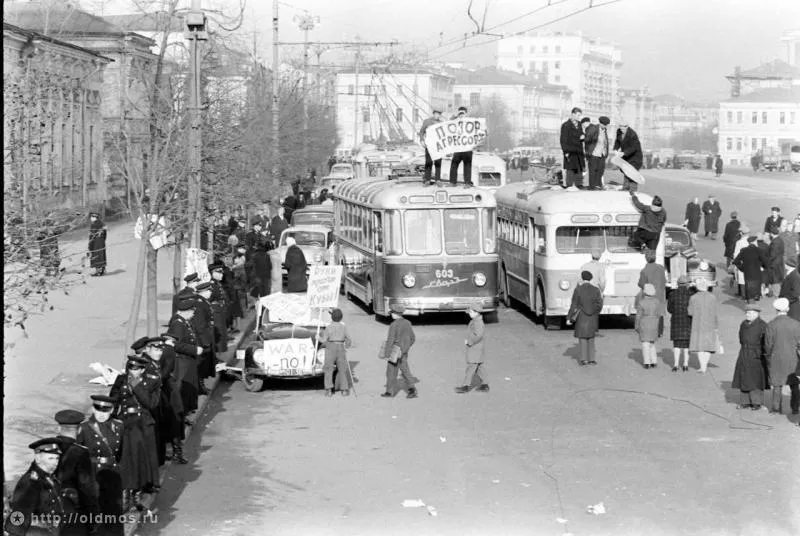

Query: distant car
left=664, top=224, right=717, bottom=289
left=290, top=205, right=334, bottom=229
left=276, top=225, right=334, bottom=275
left=328, top=163, right=354, bottom=180
left=314, top=176, right=347, bottom=196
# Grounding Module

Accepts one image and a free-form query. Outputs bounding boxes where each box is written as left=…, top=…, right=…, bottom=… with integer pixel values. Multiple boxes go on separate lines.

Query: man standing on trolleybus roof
left=419, top=108, right=444, bottom=186
left=560, top=107, right=586, bottom=189
left=449, top=106, right=474, bottom=188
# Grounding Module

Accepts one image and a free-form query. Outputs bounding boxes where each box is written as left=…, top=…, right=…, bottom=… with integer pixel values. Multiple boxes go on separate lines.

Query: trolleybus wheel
left=243, top=372, right=264, bottom=392
left=538, top=285, right=562, bottom=330
left=499, top=266, right=511, bottom=307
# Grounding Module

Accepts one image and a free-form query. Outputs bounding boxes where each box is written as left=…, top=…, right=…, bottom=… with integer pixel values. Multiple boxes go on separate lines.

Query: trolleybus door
left=531, top=220, right=545, bottom=311
left=372, top=211, right=386, bottom=315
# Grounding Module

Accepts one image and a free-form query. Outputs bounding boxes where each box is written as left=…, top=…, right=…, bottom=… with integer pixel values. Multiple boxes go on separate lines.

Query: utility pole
left=294, top=13, right=319, bottom=164
left=353, top=41, right=360, bottom=150
left=186, top=0, right=207, bottom=249
left=272, top=0, right=280, bottom=194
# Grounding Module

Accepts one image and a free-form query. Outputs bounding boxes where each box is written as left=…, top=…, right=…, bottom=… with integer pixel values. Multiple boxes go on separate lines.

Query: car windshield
left=477, top=172, right=502, bottom=187
left=282, top=231, right=326, bottom=247
left=320, top=179, right=343, bottom=189
left=331, top=165, right=351, bottom=174
left=665, top=229, right=691, bottom=248
left=292, top=213, right=333, bottom=227
left=444, top=209, right=480, bottom=254
left=555, top=226, right=639, bottom=253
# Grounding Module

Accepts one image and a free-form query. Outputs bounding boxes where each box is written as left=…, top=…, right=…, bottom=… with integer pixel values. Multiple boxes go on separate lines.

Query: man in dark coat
left=723, top=212, right=741, bottom=267
left=166, top=299, right=204, bottom=418
left=269, top=208, right=289, bottom=245
left=171, top=272, right=200, bottom=316
left=630, top=192, right=667, bottom=251
left=109, top=355, right=160, bottom=510
left=684, top=197, right=702, bottom=239
left=284, top=236, right=308, bottom=292
left=714, top=155, right=723, bottom=177
left=283, top=195, right=300, bottom=224
left=419, top=108, right=444, bottom=185
left=208, top=263, right=230, bottom=352
left=734, top=236, right=766, bottom=303
left=250, top=244, right=272, bottom=298
left=559, top=107, right=585, bottom=188
left=613, top=122, right=643, bottom=192
left=779, top=260, right=800, bottom=322
left=54, top=410, right=99, bottom=536
left=88, top=212, right=107, bottom=276
left=701, top=195, right=722, bottom=239
left=732, top=304, right=769, bottom=410
left=382, top=306, right=419, bottom=398
left=637, top=250, right=667, bottom=331
left=568, top=271, right=604, bottom=366
left=138, top=338, right=183, bottom=467
left=244, top=222, right=266, bottom=261
left=448, top=106, right=476, bottom=187
left=766, top=232, right=785, bottom=297
left=765, top=298, right=800, bottom=414
left=193, top=282, right=217, bottom=385
left=77, top=395, right=125, bottom=536
left=584, top=116, right=611, bottom=190
left=4, top=438, right=65, bottom=535
left=764, top=206, right=783, bottom=236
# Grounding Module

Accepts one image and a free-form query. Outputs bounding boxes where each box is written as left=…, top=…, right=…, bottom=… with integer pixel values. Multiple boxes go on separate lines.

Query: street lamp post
left=185, top=0, right=207, bottom=250
left=294, top=14, right=319, bottom=164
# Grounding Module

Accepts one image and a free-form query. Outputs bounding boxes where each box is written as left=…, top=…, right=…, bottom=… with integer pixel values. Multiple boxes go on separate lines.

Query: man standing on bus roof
left=584, top=116, right=611, bottom=190
left=419, top=108, right=444, bottom=186
left=449, top=106, right=474, bottom=188
left=560, top=107, right=586, bottom=189
left=613, top=121, right=644, bottom=192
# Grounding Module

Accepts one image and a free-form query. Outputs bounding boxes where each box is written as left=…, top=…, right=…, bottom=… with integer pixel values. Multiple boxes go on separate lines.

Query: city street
left=140, top=171, right=799, bottom=536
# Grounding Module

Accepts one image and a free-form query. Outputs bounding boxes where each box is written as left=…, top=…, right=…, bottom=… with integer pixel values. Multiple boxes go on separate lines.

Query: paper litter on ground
left=426, top=506, right=438, bottom=517
left=402, top=499, right=426, bottom=508
left=556, top=517, right=568, bottom=524
left=89, top=363, right=120, bottom=386
left=439, top=436, right=447, bottom=443
left=587, top=502, right=606, bottom=515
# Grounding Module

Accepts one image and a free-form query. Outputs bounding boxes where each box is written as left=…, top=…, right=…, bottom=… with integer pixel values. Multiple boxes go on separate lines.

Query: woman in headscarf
left=636, top=283, right=663, bottom=369
left=88, top=212, right=107, bottom=276
left=687, top=278, right=719, bottom=373
left=667, top=275, right=693, bottom=372
left=284, top=236, right=308, bottom=292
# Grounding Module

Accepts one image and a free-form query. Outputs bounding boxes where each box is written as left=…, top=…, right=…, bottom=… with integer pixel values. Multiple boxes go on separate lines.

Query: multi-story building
left=650, top=94, right=718, bottom=145
left=5, top=2, right=158, bottom=203
left=335, top=67, right=454, bottom=150
left=496, top=31, right=622, bottom=119
left=618, top=87, right=655, bottom=148
left=3, top=22, right=110, bottom=210
left=718, top=58, right=800, bottom=165
left=450, top=67, right=571, bottom=146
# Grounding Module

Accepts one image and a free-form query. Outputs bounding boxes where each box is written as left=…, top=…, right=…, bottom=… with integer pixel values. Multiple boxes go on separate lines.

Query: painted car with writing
left=277, top=225, right=334, bottom=276
left=664, top=224, right=717, bottom=289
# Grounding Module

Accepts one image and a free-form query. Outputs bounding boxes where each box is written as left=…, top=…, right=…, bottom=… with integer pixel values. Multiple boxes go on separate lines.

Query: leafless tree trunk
left=124, top=234, right=147, bottom=357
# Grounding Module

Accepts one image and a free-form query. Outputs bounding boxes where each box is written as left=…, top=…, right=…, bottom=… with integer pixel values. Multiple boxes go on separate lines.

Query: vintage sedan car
left=314, top=176, right=347, bottom=197
left=241, top=323, right=326, bottom=391
left=276, top=225, right=333, bottom=275
left=664, top=224, right=717, bottom=288
left=290, top=206, right=334, bottom=229
left=327, top=163, right=354, bottom=180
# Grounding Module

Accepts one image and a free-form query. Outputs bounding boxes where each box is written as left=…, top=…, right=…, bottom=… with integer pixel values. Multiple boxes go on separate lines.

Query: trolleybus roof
left=494, top=182, right=654, bottom=216
left=332, top=176, right=497, bottom=207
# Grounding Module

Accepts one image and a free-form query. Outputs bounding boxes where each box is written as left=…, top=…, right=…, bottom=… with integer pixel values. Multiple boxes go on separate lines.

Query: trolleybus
left=495, top=183, right=665, bottom=329
left=332, top=176, right=499, bottom=318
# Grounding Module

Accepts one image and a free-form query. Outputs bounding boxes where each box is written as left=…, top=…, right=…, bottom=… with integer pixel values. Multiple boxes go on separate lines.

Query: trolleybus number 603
left=435, top=269, right=454, bottom=279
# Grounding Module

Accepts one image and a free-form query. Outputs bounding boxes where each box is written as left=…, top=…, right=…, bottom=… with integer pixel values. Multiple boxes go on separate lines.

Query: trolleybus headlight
left=402, top=273, right=416, bottom=288
left=559, top=279, right=570, bottom=291
left=699, top=260, right=709, bottom=271
left=473, top=272, right=487, bottom=287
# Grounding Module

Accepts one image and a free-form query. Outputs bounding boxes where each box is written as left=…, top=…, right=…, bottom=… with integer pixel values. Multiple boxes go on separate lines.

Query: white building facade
left=335, top=69, right=454, bottom=150
left=496, top=31, right=621, bottom=119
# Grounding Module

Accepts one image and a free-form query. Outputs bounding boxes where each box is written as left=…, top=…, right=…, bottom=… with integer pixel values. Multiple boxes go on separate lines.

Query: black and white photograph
left=3, top=0, right=800, bottom=534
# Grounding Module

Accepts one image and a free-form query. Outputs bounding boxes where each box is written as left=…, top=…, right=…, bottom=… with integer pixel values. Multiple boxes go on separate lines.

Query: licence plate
left=279, top=369, right=299, bottom=376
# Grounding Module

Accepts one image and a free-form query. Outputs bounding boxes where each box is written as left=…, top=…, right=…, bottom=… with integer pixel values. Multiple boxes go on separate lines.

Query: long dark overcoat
left=766, top=237, right=785, bottom=286
left=88, top=219, right=107, bottom=270
left=667, top=286, right=692, bottom=344
left=684, top=202, right=702, bottom=234
left=702, top=200, right=722, bottom=234
left=568, top=282, right=604, bottom=338
left=722, top=219, right=741, bottom=259
left=285, top=245, right=308, bottom=292
left=779, top=268, right=800, bottom=322
left=732, top=318, right=769, bottom=392
left=734, top=244, right=766, bottom=299
left=167, top=315, right=200, bottom=413
left=559, top=119, right=585, bottom=172
left=765, top=315, right=800, bottom=386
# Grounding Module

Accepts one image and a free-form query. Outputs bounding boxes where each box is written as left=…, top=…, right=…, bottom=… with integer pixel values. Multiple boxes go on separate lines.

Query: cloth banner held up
left=185, top=248, right=211, bottom=283
left=424, top=117, right=487, bottom=160
left=257, top=292, right=332, bottom=330
left=307, top=265, right=343, bottom=309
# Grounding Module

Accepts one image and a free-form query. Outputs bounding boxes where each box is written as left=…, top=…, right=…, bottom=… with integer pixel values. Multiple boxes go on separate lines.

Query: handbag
left=378, top=341, right=402, bottom=363
left=715, top=330, right=724, bottom=355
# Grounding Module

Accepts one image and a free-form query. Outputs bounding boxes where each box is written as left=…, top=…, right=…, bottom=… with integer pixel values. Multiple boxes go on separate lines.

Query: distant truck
left=790, top=144, right=800, bottom=172
left=761, top=146, right=794, bottom=172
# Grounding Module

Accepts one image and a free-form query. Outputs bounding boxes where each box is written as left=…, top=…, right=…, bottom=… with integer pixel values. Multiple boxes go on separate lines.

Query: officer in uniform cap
left=142, top=337, right=184, bottom=466
left=131, top=336, right=165, bottom=378
left=109, top=355, right=161, bottom=510
left=208, top=263, right=230, bottom=353
left=4, top=438, right=65, bottom=535
left=167, top=299, right=203, bottom=417
left=77, top=395, right=124, bottom=535
left=192, top=282, right=217, bottom=391
left=54, top=409, right=99, bottom=536
left=171, top=272, right=201, bottom=316
left=158, top=333, right=188, bottom=463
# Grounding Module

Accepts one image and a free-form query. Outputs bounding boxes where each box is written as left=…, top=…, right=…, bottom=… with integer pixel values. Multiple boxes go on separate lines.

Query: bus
left=441, top=152, right=507, bottom=192
left=494, top=182, right=665, bottom=329
left=331, top=176, right=499, bottom=318
left=352, top=146, right=418, bottom=179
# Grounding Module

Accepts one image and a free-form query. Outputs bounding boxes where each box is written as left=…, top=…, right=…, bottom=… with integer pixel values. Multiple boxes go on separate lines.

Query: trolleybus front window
left=555, top=226, right=640, bottom=254
left=385, top=210, right=402, bottom=255
left=405, top=210, right=442, bottom=255
left=605, top=226, right=640, bottom=253
left=481, top=208, right=497, bottom=253
left=444, top=209, right=480, bottom=255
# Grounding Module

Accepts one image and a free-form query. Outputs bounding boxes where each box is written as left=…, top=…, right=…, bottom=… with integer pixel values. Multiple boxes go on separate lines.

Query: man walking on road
left=765, top=298, right=800, bottom=415
left=723, top=213, right=741, bottom=267
left=455, top=304, right=489, bottom=393
left=684, top=197, right=702, bottom=240
left=419, top=108, right=443, bottom=186
left=613, top=121, right=644, bottom=192
left=567, top=271, right=604, bottom=366
left=382, top=306, right=419, bottom=399
left=449, top=106, right=474, bottom=187
left=764, top=206, right=784, bottom=236
left=779, top=257, right=800, bottom=322
left=560, top=107, right=586, bottom=189
left=702, top=195, right=722, bottom=239
left=584, top=116, right=610, bottom=190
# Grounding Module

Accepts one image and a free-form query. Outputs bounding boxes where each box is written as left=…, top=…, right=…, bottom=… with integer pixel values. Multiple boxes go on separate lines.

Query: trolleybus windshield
left=555, top=225, right=640, bottom=254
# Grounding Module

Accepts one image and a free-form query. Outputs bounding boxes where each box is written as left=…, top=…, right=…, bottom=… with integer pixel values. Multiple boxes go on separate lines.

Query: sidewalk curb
left=124, top=311, right=257, bottom=536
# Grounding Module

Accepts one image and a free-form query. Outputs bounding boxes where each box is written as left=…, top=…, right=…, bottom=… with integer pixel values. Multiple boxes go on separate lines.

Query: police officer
left=171, top=272, right=201, bottom=316
left=76, top=395, right=124, bottom=536
left=130, top=336, right=163, bottom=378
left=167, top=299, right=204, bottom=420
left=158, top=333, right=188, bottom=463
left=208, top=262, right=230, bottom=353
left=141, top=337, right=184, bottom=467
left=193, top=281, right=217, bottom=392
left=55, top=409, right=99, bottom=536
left=5, top=438, right=64, bottom=536
left=109, top=355, right=160, bottom=511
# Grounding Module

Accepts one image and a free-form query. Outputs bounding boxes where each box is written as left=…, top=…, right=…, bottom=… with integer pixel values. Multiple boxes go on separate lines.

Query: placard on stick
left=307, top=265, right=343, bottom=309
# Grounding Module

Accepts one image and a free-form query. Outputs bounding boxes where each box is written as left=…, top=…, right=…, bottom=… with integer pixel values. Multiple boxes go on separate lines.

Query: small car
left=314, top=176, right=347, bottom=197
left=664, top=224, right=717, bottom=288
left=276, top=225, right=333, bottom=275
left=327, top=163, right=354, bottom=180
left=290, top=206, right=334, bottom=229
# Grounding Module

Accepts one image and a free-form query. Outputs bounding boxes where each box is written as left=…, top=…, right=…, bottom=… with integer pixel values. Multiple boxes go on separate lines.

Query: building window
left=363, top=108, right=370, bottom=123
left=542, top=61, right=549, bottom=72
left=752, top=111, right=758, bottom=124
left=736, top=138, right=742, bottom=151
left=516, top=61, right=523, bottom=69
left=726, top=111, right=732, bottom=123
left=543, top=45, right=549, bottom=53
left=348, top=84, right=354, bottom=95
left=88, top=125, right=94, bottom=184
left=726, top=137, right=732, bottom=150
left=791, top=112, right=797, bottom=124
left=751, top=138, right=758, bottom=150
left=396, top=107, right=403, bottom=123
left=61, top=123, right=69, bottom=187
left=736, top=111, right=742, bottom=124
left=762, top=111, right=767, bottom=123
left=761, top=138, right=767, bottom=148
left=555, top=45, right=561, bottom=53
left=364, top=85, right=371, bottom=96
left=454, top=93, right=462, bottom=107
left=469, top=92, right=480, bottom=107
left=413, top=108, right=420, bottom=122
left=529, top=61, right=536, bottom=72
left=517, top=45, right=523, bottom=54
left=780, top=112, right=786, bottom=124
left=555, top=75, right=561, bottom=83
left=555, top=61, right=561, bottom=69
left=529, top=45, right=536, bottom=53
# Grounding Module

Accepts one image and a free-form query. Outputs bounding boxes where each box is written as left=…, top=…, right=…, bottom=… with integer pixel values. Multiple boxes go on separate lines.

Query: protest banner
left=424, top=117, right=487, bottom=160
left=307, top=265, right=343, bottom=309
left=256, top=338, right=318, bottom=372
left=256, top=293, right=332, bottom=329
left=185, top=248, right=211, bottom=283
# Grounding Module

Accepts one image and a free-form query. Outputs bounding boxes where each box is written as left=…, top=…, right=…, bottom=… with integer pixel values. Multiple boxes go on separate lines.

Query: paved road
left=143, top=174, right=800, bottom=536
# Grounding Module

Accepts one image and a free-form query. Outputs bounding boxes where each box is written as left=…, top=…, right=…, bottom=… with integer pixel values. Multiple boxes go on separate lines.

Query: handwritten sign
left=307, top=265, right=343, bottom=309
left=424, top=117, right=487, bottom=160
left=256, top=338, right=318, bottom=371
left=257, top=293, right=331, bottom=328
left=185, top=248, right=211, bottom=283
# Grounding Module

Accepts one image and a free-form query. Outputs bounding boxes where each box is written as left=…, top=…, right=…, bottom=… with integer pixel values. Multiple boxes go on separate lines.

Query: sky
left=87, top=0, right=800, bottom=102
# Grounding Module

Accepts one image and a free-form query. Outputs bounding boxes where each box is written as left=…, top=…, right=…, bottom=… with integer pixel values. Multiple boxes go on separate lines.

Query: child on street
left=455, top=304, right=489, bottom=393
left=321, top=308, right=352, bottom=396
